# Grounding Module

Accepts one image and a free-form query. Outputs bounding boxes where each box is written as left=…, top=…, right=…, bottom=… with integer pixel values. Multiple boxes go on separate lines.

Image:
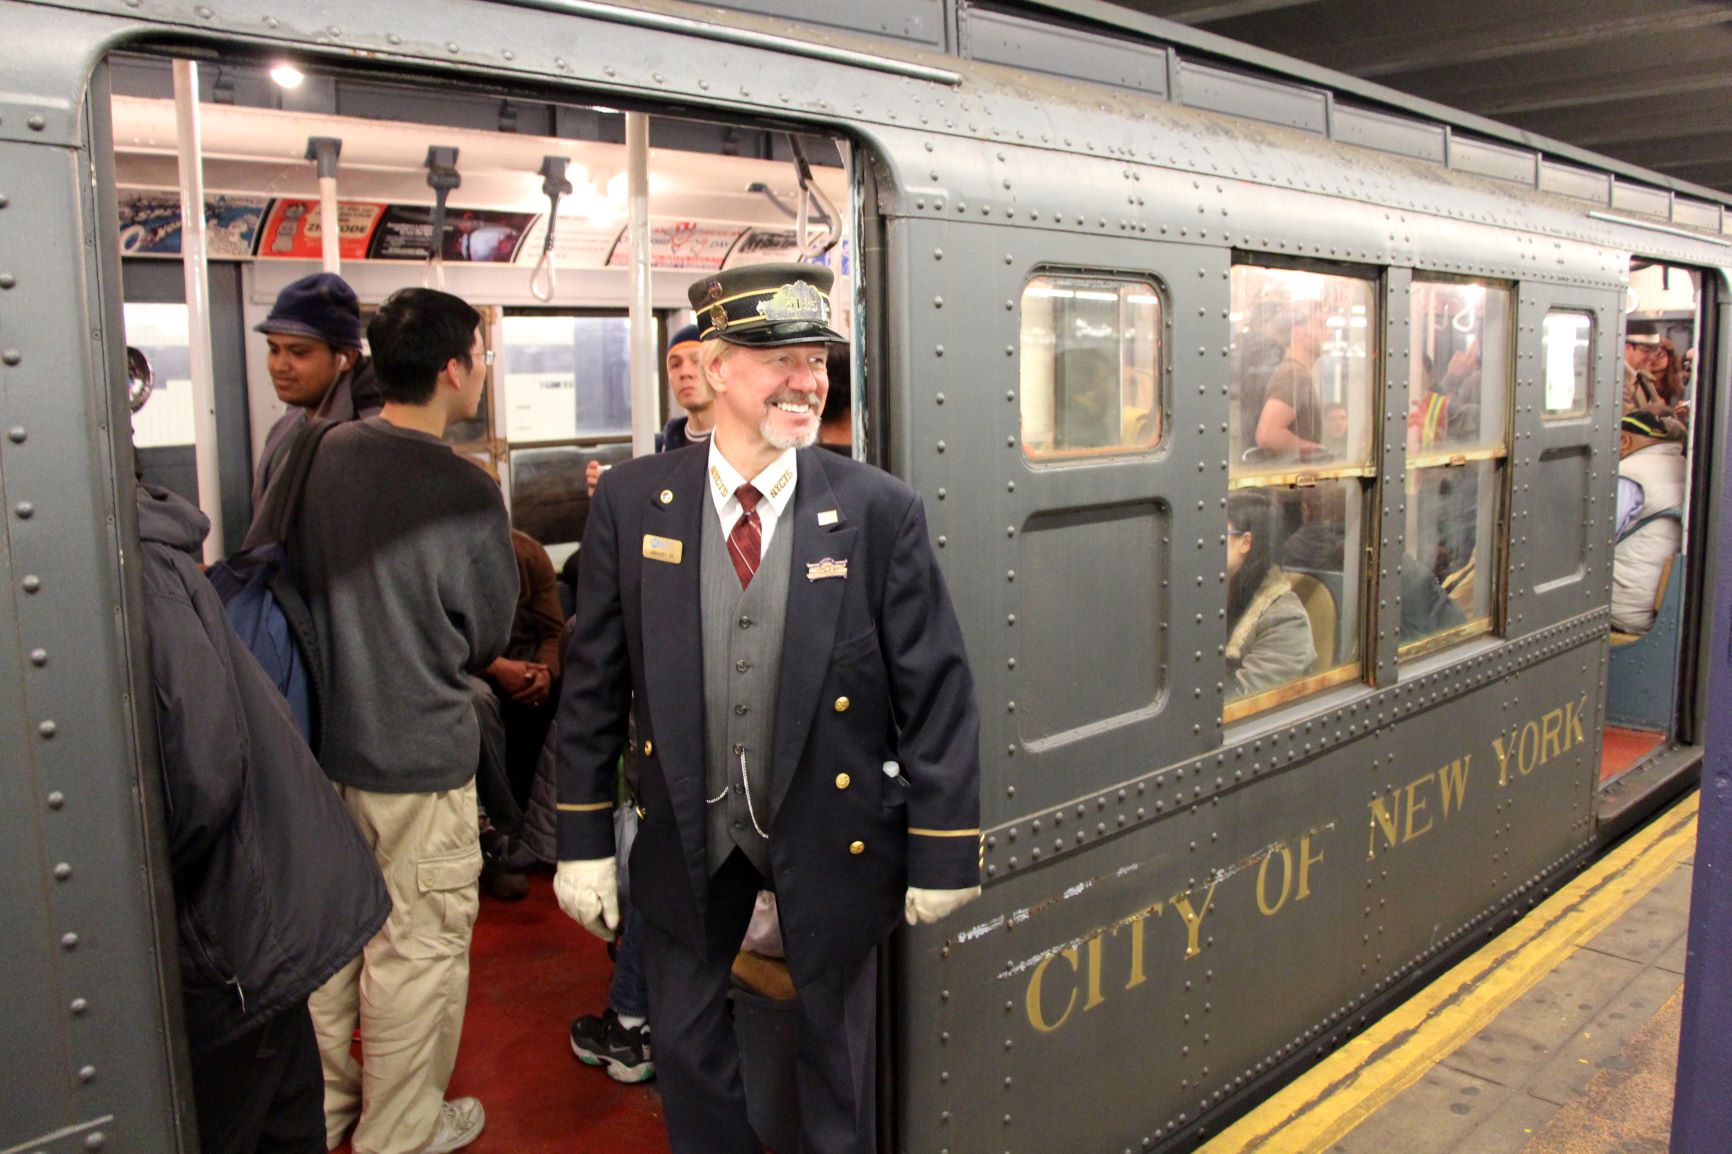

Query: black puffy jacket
left=138, top=483, right=389, bottom=1048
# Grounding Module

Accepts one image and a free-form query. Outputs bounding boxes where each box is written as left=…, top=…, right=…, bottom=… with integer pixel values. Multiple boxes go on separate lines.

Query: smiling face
left=265, top=333, right=351, bottom=409
left=708, top=341, right=830, bottom=454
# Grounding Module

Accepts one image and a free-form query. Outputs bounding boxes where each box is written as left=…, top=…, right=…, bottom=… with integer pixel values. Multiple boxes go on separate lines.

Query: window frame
left=1015, top=267, right=1170, bottom=464
left=1397, top=275, right=1517, bottom=661
left=1539, top=308, right=1596, bottom=422
left=1223, top=257, right=1385, bottom=725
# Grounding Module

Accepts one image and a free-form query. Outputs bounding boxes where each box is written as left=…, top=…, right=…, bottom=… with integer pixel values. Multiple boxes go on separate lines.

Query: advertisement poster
left=368, top=206, right=537, bottom=263
left=257, top=199, right=386, bottom=261
left=725, top=227, right=802, bottom=268
left=607, top=220, right=746, bottom=271
left=514, top=215, right=624, bottom=269
left=118, top=192, right=268, bottom=258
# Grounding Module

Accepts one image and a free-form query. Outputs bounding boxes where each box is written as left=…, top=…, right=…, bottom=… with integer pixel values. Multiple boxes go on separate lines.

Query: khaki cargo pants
left=308, top=781, right=482, bottom=1154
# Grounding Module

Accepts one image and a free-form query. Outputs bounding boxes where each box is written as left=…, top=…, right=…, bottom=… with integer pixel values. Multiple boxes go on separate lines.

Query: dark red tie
left=727, top=483, right=763, bottom=589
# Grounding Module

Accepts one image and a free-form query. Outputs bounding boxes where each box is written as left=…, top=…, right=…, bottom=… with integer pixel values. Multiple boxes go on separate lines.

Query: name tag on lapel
left=643, top=534, right=684, bottom=564
left=806, top=557, right=847, bottom=582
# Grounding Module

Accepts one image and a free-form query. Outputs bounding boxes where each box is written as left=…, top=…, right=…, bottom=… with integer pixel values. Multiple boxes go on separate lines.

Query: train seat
left=1606, top=555, right=1682, bottom=731
left=1285, top=570, right=1337, bottom=670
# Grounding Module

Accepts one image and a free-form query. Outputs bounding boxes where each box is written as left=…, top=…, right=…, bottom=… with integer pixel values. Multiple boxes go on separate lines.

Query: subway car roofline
left=1588, top=211, right=1732, bottom=249
left=482, top=0, right=963, bottom=86
left=1003, top=0, right=1732, bottom=211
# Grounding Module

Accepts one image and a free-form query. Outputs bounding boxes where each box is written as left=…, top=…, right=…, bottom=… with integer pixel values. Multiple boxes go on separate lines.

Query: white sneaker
left=419, top=1098, right=485, bottom=1154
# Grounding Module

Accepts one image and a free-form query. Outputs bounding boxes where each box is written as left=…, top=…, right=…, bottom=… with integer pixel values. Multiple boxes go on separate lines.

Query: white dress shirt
left=706, top=441, right=798, bottom=553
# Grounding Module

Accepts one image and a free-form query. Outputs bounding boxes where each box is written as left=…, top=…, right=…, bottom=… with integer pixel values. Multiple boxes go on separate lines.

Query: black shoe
left=570, top=1008, right=654, bottom=1083
left=479, top=833, right=528, bottom=901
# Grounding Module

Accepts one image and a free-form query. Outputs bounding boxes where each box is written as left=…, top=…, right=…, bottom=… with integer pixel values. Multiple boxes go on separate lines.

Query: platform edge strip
left=1200, top=790, right=1700, bottom=1154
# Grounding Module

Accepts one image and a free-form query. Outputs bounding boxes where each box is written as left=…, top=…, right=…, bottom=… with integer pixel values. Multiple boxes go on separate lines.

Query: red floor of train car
left=334, top=873, right=671, bottom=1154
left=1601, top=724, right=1667, bottom=784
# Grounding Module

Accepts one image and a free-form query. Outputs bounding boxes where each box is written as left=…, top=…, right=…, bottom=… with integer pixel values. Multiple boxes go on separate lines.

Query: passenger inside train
left=1601, top=260, right=1701, bottom=781
left=1225, top=489, right=1317, bottom=700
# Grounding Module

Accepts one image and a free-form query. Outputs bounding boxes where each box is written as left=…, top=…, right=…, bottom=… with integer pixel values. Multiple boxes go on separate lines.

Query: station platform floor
left=1204, top=790, right=1700, bottom=1154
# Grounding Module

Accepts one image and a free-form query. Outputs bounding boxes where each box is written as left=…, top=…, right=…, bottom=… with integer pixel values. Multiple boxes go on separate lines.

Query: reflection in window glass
left=1019, top=274, right=1162, bottom=458
left=1542, top=311, right=1593, bottom=418
left=502, top=314, right=632, bottom=442
left=1225, top=482, right=1364, bottom=713
left=509, top=442, right=632, bottom=549
left=1408, top=282, right=1510, bottom=454
left=1400, top=460, right=1499, bottom=655
left=1230, top=267, right=1376, bottom=472
left=124, top=303, right=196, bottom=449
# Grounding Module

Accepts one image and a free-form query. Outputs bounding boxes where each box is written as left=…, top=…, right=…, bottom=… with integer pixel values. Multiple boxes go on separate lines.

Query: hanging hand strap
left=422, top=146, right=461, bottom=289
left=531, top=155, right=573, bottom=303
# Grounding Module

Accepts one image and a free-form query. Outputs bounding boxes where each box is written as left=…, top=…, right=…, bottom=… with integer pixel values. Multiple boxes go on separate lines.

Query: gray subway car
left=4, top=1, right=1726, bottom=1151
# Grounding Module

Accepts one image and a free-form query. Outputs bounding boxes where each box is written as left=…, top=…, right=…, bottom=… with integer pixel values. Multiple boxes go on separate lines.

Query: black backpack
left=205, top=419, right=335, bottom=754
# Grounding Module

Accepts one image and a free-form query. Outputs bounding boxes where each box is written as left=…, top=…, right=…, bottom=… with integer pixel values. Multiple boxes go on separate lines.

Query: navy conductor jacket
left=555, top=445, right=981, bottom=984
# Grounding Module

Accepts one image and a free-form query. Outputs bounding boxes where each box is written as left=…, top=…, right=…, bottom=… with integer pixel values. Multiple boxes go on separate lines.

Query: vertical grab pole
left=625, top=112, right=657, bottom=459
left=172, top=60, right=223, bottom=561
left=306, top=137, right=343, bottom=274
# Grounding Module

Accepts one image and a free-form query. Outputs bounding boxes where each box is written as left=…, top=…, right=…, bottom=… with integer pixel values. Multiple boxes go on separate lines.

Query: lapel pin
left=817, top=509, right=839, bottom=527
left=659, top=489, right=674, bottom=505
left=806, top=557, right=848, bottom=582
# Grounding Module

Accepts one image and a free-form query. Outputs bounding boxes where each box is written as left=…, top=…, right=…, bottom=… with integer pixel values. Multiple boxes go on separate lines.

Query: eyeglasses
left=482, top=349, right=496, bottom=367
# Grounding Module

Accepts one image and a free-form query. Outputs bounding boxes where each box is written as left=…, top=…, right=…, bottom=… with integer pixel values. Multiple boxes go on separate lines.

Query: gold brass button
left=643, top=740, right=653, bottom=756
left=849, top=840, right=865, bottom=855
left=834, top=696, right=851, bottom=712
left=835, top=773, right=851, bottom=789
left=660, top=489, right=674, bottom=505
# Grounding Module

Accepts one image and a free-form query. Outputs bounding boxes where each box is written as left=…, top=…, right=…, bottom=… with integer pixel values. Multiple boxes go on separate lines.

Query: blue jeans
left=609, top=906, right=649, bottom=1019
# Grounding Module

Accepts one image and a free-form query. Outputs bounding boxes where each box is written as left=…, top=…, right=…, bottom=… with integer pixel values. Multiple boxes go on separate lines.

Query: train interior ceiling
left=109, top=52, right=854, bottom=568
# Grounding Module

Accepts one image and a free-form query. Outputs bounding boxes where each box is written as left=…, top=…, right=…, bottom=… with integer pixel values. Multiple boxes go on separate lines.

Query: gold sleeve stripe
left=556, top=802, right=613, bottom=813
left=909, top=827, right=982, bottom=838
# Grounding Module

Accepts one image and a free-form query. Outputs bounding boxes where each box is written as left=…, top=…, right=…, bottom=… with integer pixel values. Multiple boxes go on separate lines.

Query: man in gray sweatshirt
left=296, top=288, right=517, bottom=1154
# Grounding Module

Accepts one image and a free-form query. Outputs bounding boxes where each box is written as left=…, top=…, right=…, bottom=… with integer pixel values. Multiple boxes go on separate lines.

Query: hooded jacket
left=251, top=357, right=382, bottom=510
left=138, top=482, right=389, bottom=1047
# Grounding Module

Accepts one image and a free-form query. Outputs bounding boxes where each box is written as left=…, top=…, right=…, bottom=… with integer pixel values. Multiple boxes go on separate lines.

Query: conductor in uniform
left=552, top=262, right=982, bottom=1153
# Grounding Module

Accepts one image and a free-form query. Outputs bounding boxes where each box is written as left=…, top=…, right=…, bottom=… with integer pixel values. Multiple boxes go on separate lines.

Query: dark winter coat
left=138, top=482, right=389, bottom=1049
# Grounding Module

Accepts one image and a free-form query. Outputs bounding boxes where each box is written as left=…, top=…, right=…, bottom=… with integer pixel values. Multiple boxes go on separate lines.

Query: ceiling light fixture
left=270, top=63, right=305, bottom=89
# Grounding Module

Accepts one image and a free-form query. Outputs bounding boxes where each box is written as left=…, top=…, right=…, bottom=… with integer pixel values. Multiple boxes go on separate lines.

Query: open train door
left=1596, top=259, right=1717, bottom=838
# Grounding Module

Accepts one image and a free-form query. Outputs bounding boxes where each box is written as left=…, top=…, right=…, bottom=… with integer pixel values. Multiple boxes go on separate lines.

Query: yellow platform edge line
left=1203, top=790, right=1700, bottom=1154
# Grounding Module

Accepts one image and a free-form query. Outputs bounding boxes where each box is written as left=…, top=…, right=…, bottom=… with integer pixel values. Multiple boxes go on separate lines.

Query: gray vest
left=700, top=500, right=793, bottom=877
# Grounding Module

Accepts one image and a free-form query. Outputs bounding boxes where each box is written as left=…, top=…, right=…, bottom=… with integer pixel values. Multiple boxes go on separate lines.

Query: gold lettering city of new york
left=1016, top=693, right=1589, bottom=1034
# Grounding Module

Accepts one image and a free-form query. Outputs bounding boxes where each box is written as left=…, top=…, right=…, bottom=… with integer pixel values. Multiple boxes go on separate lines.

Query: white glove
left=905, top=885, right=983, bottom=926
left=555, top=858, right=620, bottom=942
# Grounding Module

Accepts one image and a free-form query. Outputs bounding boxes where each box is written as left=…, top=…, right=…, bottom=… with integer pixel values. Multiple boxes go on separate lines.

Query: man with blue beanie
left=251, top=272, right=381, bottom=507
left=656, top=322, right=716, bottom=451
left=584, top=322, right=717, bottom=499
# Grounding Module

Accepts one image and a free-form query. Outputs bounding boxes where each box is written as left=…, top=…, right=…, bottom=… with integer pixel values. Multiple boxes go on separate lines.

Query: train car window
left=501, top=314, right=633, bottom=442
left=1541, top=310, right=1594, bottom=419
left=1019, top=273, right=1164, bottom=458
left=497, top=310, right=636, bottom=550
left=123, top=303, right=196, bottom=449
left=1229, top=267, right=1376, bottom=472
left=1225, top=264, right=1376, bottom=723
left=1400, top=281, right=1512, bottom=657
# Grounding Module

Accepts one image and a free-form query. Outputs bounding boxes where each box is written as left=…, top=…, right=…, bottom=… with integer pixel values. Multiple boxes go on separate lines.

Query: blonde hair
left=699, top=337, right=736, bottom=378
